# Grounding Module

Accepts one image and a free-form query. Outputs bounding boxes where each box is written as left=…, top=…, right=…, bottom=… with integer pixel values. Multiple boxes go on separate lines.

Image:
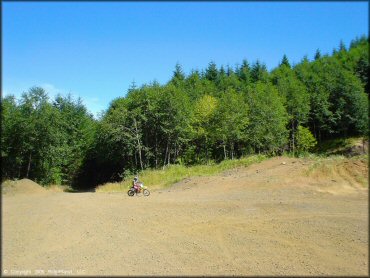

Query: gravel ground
left=2, top=157, right=368, bottom=276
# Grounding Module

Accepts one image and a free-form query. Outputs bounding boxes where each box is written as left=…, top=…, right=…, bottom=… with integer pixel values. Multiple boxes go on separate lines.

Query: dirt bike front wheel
left=143, top=189, right=150, bottom=196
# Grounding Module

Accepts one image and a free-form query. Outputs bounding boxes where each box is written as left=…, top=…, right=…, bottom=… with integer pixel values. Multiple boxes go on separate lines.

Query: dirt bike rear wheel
left=127, top=189, right=135, bottom=197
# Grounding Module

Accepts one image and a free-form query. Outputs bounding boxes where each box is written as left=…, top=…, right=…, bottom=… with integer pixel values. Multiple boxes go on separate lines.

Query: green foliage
left=296, top=125, right=317, bottom=153
left=280, top=54, right=291, bottom=68
left=272, top=62, right=310, bottom=154
left=214, top=88, right=249, bottom=159
left=170, top=63, right=186, bottom=86
left=272, top=64, right=310, bottom=125
left=2, top=36, right=368, bottom=190
left=236, top=59, right=251, bottom=84
left=1, top=88, right=96, bottom=186
left=295, top=48, right=368, bottom=141
left=251, top=60, right=269, bottom=83
left=205, top=61, right=219, bottom=82
left=246, top=82, right=289, bottom=154
left=188, top=94, right=219, bottom=163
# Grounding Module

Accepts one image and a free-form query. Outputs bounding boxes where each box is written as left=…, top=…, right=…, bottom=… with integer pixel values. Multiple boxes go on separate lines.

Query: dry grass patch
left=306, top=155, right=368, bottom=187
left=96, top=155, right=267, bottom=192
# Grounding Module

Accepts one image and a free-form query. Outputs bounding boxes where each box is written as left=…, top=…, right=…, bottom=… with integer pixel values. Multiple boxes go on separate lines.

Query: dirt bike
left=127, top=182, right=150, bottom=197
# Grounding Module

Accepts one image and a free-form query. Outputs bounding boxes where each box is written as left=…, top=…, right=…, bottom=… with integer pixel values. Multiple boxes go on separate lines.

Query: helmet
left=134, top=176, right=138, bottom=182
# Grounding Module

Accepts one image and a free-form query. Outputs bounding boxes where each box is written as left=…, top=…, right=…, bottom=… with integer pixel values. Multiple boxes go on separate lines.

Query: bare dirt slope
left=2, top=179, right=47, bottom=196
left=2, top=157, right=368, bottom=276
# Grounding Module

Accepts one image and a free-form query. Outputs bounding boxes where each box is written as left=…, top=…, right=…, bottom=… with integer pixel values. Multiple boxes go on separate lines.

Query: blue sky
left=3, top=1, right=368, bottom=117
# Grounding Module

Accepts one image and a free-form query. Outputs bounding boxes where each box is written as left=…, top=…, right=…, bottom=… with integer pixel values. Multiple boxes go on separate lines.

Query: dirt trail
left=2, top=157, right=368, bottom=276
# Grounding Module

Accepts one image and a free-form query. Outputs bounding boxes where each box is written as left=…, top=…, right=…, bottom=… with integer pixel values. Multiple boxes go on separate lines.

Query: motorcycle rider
left=133, top=176, right=143, bottom=193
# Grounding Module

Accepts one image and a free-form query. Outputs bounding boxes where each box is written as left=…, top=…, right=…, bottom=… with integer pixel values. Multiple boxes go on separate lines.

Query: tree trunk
left=223, top=144, right=227, bottom=160
left=168, top=145, right=171, bottom=166
left=175, top=144, right=179, bottom=163
left=313, top=120, right=317, bottom=140
left=231, top=142, right=234, bottom=160
left=138, top=149, right=143, bottom=170
left=205, top=137, right=209, bottom=164
left=292, top=120, right=295, bottom=157
left=18, top=161, right=22, bottom=179
left=134, top=119, right=143, bottom=171
left=155, top=132, right=158, bottom=169
left=26, top=152, right=32, bottom=178
left=174, top=142, right=177, bottom=164
left=163, top=140, right=169, bottom=169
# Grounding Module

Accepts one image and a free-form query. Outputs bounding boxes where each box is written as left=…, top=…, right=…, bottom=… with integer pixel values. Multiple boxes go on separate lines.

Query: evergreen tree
left=216, top=66, right=228, bottom=91
left=226, top=65, right=234, bottom=77
left=251, top=60, right=268, bottom=83
left=271, top=63, right=310, bottom=155
left=170, top=63, right=186, bottom=86
left=356, top=56, right=369, bottom=94
left=349, top=35, right=367, bottom=49
left=2, top=36, right=369, bottom=189
left=301, top=55, right=309, bottom=63
left=238, top=59, right=251, bottom=84
left=339, top=40, right=347, bottom=52
left=280, top=54, right=291, bottom=68
left=205, top=61, right=219, bottom=82
left=128, top=80, right=137, bottom=93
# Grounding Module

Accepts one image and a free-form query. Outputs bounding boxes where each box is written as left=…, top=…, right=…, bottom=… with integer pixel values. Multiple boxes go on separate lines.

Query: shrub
left=297, top=125, right=317, bottom=153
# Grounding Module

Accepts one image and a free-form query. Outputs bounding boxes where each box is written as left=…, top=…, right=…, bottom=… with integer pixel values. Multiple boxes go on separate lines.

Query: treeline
left=1, top=91, right=96, bottom=186
left=1, top=36, right=368, bottom=189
